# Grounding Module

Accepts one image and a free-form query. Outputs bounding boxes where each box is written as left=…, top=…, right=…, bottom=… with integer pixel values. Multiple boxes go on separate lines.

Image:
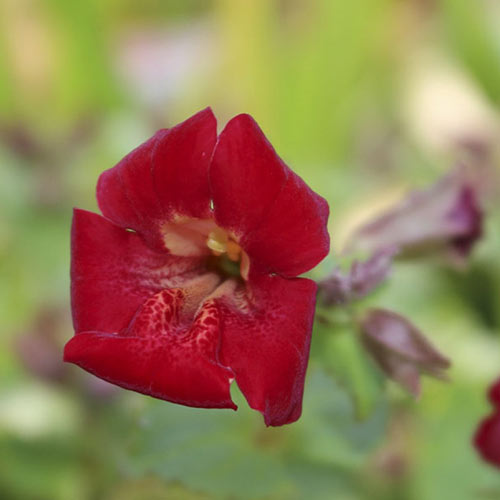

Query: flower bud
left=360, top=309, right=450, bottom=397
left=319, top=247, right=396, bottom=306
left=346, top=166, right=483, bottom=263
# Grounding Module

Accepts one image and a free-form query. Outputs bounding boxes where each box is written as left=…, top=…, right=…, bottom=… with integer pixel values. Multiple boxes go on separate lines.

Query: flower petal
left=217, top=272, right=317, bottom=426
left=71, top=208, right=204, bottom=334
left=474, top=410, right=500, bottom=468
left=97, top=108, right=217, bottom=250
left=210, top=114, right=329, bottom=277
left=64, top=290, right=235, bottom=409
left=489, top=379, right=500, bottom=407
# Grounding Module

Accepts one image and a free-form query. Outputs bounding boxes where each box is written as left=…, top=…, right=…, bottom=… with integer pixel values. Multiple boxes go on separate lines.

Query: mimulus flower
left=64, top=108, right=329, bottom=426
left=474, top=378, right=500, bottom=468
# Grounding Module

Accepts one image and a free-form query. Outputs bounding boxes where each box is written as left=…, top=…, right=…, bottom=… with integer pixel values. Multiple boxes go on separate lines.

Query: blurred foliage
left=1, top=0, right=500, bottom=499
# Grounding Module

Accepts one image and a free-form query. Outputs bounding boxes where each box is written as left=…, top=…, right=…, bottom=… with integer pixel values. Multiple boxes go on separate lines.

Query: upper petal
left=210, top=114, right=330, bottom=277
left=71, top=208, right=204, bottom=334
left=97, top=108, right=217, bottom=250
left=217, top=272, right=317, bottom=426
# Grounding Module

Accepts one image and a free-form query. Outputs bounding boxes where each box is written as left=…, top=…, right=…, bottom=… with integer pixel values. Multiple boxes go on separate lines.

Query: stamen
left=240, top=251, right=250, bottom=281
left=226, top=240, right=241, bottom=262
left=207, top=228, right=229, bottom=254
left=206, top=228, right=248, bottom=279
left=162, top=216, right=250, bottom=280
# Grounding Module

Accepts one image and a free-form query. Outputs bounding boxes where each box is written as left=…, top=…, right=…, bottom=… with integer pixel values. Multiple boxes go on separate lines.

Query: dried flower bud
left=346, top=166, right=483, bottom=263
left=474, top=379, right=500, bottom=468
left=360, top=309, right=451, bottom=397
left=14, top=308, right=69, bottom=383
left=319, top=247, right=397, bottom=306
left=16, top=334, right=68, bottom=383
left=14, top=307, right=118, bottom=400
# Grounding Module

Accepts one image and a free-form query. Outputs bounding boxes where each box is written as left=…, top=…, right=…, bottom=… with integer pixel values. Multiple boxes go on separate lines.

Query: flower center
left=207, top=228, right=241, bottom=261
left=162, top=218, right=249, bottom=280
left=206, top=228, right=249, bottom=280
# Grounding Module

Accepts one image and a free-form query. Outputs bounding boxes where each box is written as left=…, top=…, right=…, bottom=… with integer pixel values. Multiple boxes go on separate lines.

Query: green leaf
left=313, top=321, right=385, bottom=420
left=113, top=393, right=292, bottom=500
left=287, top=368, right=388, bottom=468
left=111, top=367, right=387, bottom=499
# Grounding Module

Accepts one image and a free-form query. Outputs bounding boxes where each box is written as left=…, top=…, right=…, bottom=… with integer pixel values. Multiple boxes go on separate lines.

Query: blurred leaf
left=0, top=29, right=16, bottom=117
left=276, top=0, right=392, bottom=165
left=281, top=459, right=356, bottom=500
left=108, top=477, right=212, bottom=500
left=287, top=368, right=388, bottom=469
left=112, top=394, right=292, bottom=500
left=313, top=321, right=386, bottom=420
left=215, top=0, right=276, bottom=128
left=441, top=0, right=500, bottom=106
left=410, top=382, right=500, bottom=500
left=111, top=367, right=386, bottom=499
left=0, top=435, right=82, bottom=500
left=442, top=263, right=500, bottom=331
left=45, top=0, right=123, bottom=117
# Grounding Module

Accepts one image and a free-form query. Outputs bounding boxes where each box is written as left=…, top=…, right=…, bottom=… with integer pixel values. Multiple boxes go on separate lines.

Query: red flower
left=64, top=108, right=330, bottom=426
left=475, top=378, right=500, bottom=467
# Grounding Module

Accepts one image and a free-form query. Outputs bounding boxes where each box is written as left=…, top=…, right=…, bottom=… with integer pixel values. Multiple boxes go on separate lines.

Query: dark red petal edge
left=218, top=272, right=317, bottom=426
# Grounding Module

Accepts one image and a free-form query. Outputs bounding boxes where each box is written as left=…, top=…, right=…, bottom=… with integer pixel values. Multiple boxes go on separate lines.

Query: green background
left=1, top=1, right=499, bottom=498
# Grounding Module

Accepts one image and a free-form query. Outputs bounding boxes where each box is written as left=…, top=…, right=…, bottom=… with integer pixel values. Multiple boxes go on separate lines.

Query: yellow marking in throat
left=206, top=228, right=229, bottom=255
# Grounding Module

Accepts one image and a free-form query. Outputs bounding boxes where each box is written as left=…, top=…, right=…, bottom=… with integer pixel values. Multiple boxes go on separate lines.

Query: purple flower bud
left=346, top=166, right=483, bottom=263
left=319, top=247, right=397, bottom=306
left=360, top=309, right=451, bottom=397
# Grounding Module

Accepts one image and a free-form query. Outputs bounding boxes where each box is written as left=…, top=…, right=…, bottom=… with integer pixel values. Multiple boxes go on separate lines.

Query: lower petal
left=64, top=333, right=235, bottom=409
left=218, top=272, right=317, bottom=426
left=65, top=289, right=235, bottom=409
